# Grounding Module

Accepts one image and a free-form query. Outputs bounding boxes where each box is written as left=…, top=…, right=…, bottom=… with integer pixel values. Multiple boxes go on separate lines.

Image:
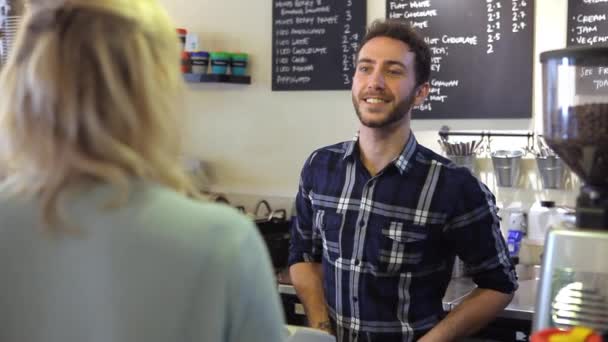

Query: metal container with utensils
left=536, top=155, right=567, bottom=189
left=438, top=139, right=480, bottom=174
left=491, top=150, right=524, bottom=187
left=448, top=154, right=476, bottom=174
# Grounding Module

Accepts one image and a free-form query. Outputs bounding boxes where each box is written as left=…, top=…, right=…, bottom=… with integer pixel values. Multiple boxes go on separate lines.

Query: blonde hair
left=0, top=0, right=198, bottom=230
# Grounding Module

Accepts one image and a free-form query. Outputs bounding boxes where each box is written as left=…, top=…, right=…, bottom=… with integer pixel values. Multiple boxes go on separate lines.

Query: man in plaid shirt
left=288, top=19, right=517, bottom=342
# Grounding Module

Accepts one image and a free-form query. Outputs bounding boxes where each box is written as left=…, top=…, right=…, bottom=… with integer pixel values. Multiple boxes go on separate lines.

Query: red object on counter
left=176, top=28, right=187, bottom=50
left=531, top=327, right=604, bottom=342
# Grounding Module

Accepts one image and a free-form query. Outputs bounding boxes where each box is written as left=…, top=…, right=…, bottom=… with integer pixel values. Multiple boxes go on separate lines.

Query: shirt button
left=354, top=260, right=360, bottom=266
left=352, top=332, right=358, bottom=338
left=359, top=220, right=365, bottom=227
left=353, top=297, right=358, bottom=302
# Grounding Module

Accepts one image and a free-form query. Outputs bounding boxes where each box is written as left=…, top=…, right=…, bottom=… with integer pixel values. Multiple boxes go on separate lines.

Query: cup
left=230, top=52, right=248, bottom=76
left=491, top=150, right=524, bottom=187
left=536, top=155, right=566, bottom=189
left=210, top=52, right=231, bottom=75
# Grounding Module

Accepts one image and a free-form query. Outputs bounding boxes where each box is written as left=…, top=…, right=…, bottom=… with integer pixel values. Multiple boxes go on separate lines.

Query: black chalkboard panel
left=272, top=0, right=366, bottom=91
left=567, top=0, right=608, bottom=47
left=386, top=0, right=534, bottom=119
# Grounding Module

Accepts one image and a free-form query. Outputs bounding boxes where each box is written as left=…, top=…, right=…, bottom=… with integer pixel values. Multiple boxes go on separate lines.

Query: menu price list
left=567, top=0, right=608, bottom=47
left=272, top=0, right=366, bottom=91
left=386, top=0, right=534, bottom=119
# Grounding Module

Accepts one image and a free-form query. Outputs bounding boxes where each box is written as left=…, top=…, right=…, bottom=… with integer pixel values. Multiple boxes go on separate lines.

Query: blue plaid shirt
left=288, top=132, right=517, bottom=342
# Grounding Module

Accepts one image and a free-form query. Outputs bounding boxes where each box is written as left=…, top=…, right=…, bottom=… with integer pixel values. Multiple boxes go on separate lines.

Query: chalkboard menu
left=567, top=0, right=608, bottom=47
left=386, top=0, right=534, bottom=119
left=272, top=0, right=366, bottom=91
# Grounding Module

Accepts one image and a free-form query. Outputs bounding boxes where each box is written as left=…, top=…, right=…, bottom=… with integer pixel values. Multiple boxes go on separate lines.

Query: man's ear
left=413, top=82, right=430, bottom=106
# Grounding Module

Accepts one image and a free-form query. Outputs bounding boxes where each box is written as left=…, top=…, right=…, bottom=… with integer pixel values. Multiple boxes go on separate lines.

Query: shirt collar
left=343, top=131, right=418, bottom=175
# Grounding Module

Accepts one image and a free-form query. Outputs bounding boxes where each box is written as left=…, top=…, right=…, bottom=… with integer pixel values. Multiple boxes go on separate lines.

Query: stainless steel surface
left=1, top=0, right=23, bottom=68
left=451, top=256, right=467, bottom=278
left=551, top=281, right=608, bottom=331
left=533, top=229, right=608, bottom=333
left=516, top=264, right=541, bottom=281
left=0, top=0, right=25, bottom=16
left=500, top=279, right=538, bottom=320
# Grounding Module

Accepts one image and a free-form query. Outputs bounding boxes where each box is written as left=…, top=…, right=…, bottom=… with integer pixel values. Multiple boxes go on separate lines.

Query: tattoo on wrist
left=315, top=320, right=332, bottom=331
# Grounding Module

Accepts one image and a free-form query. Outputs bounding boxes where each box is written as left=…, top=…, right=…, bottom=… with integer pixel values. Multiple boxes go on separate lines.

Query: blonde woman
left=0, top=1, right=286, bottom=341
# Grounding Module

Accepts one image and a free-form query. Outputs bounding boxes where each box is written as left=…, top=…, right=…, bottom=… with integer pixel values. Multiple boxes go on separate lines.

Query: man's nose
left=367, top=70, right=385, bottom=90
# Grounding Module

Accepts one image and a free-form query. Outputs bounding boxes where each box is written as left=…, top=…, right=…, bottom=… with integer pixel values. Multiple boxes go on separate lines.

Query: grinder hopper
left=540, top=46, right=608, bottom=228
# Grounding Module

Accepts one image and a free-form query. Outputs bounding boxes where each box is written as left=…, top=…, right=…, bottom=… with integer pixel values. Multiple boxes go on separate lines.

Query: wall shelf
left=183, top=73, right=251, bottom=84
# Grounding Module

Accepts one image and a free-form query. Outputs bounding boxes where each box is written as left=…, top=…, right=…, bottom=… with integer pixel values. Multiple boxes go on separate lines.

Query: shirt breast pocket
left=314, top=210, right=343, bottom=260
left=377, top=221, right=428, bottom=274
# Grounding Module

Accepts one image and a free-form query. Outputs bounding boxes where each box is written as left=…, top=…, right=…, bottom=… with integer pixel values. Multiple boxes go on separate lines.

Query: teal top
left=0, top=180, right=286, bottom=342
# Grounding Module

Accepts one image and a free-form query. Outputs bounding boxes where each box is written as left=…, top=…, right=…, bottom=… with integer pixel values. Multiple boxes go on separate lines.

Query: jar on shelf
left=190, top=51, right=209, bottom=74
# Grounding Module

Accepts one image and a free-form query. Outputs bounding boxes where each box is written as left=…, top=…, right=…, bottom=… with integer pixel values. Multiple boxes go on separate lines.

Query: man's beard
left=353, top=88, right=417, bottom=128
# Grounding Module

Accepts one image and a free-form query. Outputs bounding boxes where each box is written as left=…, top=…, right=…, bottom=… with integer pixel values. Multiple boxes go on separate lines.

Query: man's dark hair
left=357, top=19, right=431, bottom=87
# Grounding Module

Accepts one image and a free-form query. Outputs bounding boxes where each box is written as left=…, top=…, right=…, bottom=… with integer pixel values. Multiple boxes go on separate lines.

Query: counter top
left=446, top=278, right=538, bottom=321
left=278, top=277, right=537, bottom=321
left=500, top=279, right=538, bottom=320
left=441, top=277, right=477, bottom=311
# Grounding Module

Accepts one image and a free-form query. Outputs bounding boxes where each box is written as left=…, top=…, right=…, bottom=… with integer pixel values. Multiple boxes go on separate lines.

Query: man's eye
left=387, top=69, right=404, bottom=76
left=358, top=65, right=370, bottom=72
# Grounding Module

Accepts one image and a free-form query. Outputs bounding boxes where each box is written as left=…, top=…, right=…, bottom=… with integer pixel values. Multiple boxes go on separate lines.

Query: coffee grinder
left=533, top=46, right=608, bottom=334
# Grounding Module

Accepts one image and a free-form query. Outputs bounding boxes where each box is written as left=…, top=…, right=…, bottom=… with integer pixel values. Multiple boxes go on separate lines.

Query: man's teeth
left=365, top=98, right=386, bottom=104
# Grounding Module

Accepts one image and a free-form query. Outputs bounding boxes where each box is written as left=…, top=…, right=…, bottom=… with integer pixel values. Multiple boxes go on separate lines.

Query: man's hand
left=313, top=320, right=334, bottom=335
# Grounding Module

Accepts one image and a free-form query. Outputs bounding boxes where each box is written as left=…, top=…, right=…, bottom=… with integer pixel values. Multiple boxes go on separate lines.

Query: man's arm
left=289, top=262, right=332, bottom=333
left=288, top=154, right=331, bottom=333
left=427, top=172, right=517, bottom=341
left=419, top=288, right=513, bottom=342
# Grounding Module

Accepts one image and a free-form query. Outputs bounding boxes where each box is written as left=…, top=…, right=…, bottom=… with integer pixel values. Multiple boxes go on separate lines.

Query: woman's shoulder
left=141, top=183, right=257, bottom=238
left=143, top=185, right=272, bottom=281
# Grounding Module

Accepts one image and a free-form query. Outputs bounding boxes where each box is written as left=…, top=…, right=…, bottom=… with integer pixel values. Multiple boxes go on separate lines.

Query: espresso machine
left=533, top=46, right=608, bottom=335
left=0, top=0, right=25, bottom=68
